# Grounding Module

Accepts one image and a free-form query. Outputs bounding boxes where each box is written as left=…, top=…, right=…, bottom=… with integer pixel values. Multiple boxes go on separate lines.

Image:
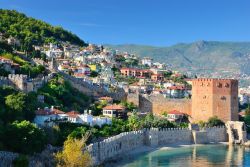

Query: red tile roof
left=99, top=96, right=113, bottom=100
left=239, top=111, right=246, bottom=116
left=67, top=111, right=79, bottom=115
left=66, top=111, right=79, bottom=118
left=120, top=67, right=137, bottom=71
left=168, top=85, right=185, bottom=90
left=74, top=73, right=85, bottom=77
left=103, top=104, right=125, bottom=110
left=52, top=108, right=65, bottom=115
left=168, top=110, right=184, bottom=115
left=35, top=108, right=65, bottom=116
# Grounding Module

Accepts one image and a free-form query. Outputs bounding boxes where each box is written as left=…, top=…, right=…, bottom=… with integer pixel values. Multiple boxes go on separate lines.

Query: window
left=217, top=83, right=222, bottom=88
left=221, top=96, right=226, bottom=100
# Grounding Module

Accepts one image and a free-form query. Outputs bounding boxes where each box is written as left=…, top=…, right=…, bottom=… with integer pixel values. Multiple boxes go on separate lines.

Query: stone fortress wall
left=127, top=78, right=239, bottom=123
left=127, top=93, right=192, bottom=115
left=0, top=76, right=12, bottom=86
left=59, top=71, right=126, bottom=101
left=86, top=126, right=227, bottom=165
left=0, top=74, right=53, bottom=92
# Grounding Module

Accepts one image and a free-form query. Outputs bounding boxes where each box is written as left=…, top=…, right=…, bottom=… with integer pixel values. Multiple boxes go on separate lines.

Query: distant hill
left=0, top=9, right=86, bottom=50
left=106, top=41, right=250, bottom=80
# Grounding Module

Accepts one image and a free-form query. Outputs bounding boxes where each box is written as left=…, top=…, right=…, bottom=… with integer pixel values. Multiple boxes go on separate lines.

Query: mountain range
left=106, top=41, right=250, bottom=86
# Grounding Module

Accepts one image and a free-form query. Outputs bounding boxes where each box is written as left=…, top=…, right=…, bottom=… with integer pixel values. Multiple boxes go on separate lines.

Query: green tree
left=3, top=121, right=47, bottom=154
left=0, top=9, right=87, bottom=52
left=142, top=113, right=155, bottom=128
left=5, top=92, right=26, bottom=121
left=4, top=92, right=36, bottom=122
left=127, top=112, right=141, bottom=131
left=120, top=100, right=137, bottom=111
left=12, top=155, right=29, bottom=167
left=245, top=104, right=250, bottom=116
left=68, top=127, right=88, bottom=140
left=207, top=116, right=224, bottom=127
left=244, top=115, right=250, bottom=132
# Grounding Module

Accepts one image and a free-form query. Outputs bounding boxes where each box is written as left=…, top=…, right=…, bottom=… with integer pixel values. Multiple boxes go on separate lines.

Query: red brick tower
left=191, top=78, right=238, bottom=122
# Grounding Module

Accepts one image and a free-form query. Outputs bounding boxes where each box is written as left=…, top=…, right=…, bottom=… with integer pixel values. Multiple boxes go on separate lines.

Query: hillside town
left=0, top=33, right=248, bottom=126
left=1, top=7, right=250, bottom=167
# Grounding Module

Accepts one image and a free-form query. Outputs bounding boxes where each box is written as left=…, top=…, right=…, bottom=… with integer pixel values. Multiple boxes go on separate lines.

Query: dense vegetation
left=198, top=116, right=225, bottom=128
left=38, top=75, right=91, bottom=112
left=0, top=9, right=86, bottom=53
left=0, top=86, right=40, bottom=124
left=0, top=41, right=13, bottom=53
left=1, top=121, right=46, bottom=154
left=243, top=106, right=250, bottom=132
left=0, top=52, right=47, bottom=78
left=0, top=74, right=92, bottom=154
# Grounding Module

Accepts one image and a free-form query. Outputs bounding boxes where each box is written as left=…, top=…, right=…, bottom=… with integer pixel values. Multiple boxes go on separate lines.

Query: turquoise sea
left=116, top=145, right=250, bottom=167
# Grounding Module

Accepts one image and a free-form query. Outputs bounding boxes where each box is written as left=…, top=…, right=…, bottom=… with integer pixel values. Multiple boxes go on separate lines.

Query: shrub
left=55, top=133, right=92, bottom=167
left=207, top=116, right=224, bottom=127
left=12, top=155, right=29, bottom=167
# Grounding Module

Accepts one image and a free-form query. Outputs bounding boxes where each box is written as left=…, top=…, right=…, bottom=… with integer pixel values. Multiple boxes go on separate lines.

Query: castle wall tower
left=191, top=78, right=238, bottom=122
left=8, top=74, right=28, bottom=92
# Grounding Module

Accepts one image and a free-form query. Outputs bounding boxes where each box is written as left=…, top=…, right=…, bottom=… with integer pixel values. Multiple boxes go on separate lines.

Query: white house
left=167, top=110, right=184, bottom=122
left=165, top=85, right=186, bottom=98
left=102, top=104, right=126, bottom=119
left=78, top=114, right=93, bottom=126
left=34, top=106, right=66, bottom=126
left=66, top=110, right=111, bottom=127
left=73, top=65, right=91, bottom=77
left=66, top=111, right=82, bottom=123
left=93, top=117, right=112, bottom=127
left=141, top=57, right=153, bottom=67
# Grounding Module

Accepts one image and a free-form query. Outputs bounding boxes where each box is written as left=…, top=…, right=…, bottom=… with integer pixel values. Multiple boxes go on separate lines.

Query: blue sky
left=0, top=0, right=250, bottom=46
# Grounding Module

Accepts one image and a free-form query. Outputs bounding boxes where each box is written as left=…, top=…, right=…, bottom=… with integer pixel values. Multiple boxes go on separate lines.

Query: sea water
left=116, top=144, right=250, bottom=167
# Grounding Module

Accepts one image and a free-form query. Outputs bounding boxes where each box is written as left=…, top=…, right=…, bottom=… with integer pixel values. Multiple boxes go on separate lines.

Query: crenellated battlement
left=86, top=126, right=227, bottom=165
left=194, top=78, right=237, bottom=82
left=0, top=76, right=9, bottom=81
left=0, top=74, right=53, bottom=93
left=0, top=76, right=11, bottom=86
left=192, top=78, right=238, bottom=89
left=8, top=74, right=28, bottom=80
left=202, top=126, right=225, bottom=130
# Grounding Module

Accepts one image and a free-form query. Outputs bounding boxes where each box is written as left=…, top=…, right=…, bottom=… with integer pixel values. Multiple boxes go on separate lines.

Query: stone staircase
left=226, top=121, right=248, bottom=145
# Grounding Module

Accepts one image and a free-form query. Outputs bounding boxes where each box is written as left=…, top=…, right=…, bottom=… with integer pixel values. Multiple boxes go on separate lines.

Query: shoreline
left=103, top=142, right=229, bottom=167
